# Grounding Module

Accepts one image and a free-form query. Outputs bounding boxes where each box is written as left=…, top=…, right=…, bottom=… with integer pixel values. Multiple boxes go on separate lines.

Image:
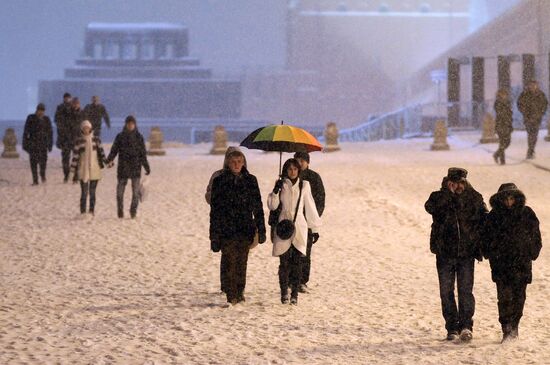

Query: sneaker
left=459, top=329, right=473, bottom=342
left=281, top=295, right=289, bottom=304
left=298, top=284, right=308, bottom=293
left=446, top=331, right=459, bottom=341
left=290, top=297, right=298, bottom=305
left=237, top=294, right=246, bottom=303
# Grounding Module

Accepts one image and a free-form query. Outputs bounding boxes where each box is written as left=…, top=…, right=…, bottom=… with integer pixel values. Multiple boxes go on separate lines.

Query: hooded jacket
left=483, top=188, right=542, bottom=284
left=425, top=178, right=487, bottom=259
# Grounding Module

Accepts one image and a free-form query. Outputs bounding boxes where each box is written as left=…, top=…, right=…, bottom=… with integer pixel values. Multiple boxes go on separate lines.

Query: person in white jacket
left=268, top=158, right=321, bottom=305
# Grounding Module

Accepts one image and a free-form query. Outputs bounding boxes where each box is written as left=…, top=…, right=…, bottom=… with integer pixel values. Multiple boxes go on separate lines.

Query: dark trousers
left=80, top=180, right=99, bottom=214
left=221, top=239, right=250, bottom=302
left=279, top=245, right=303, bottom=298
left=220, top=252, right=228, bottom=292
left=61, top=147, right=71, bottom=179
left=117, top=178, right=140, bottom=216
left=301, top=230, right=314, bottom=285
left=29, top=151, right=47, bottom=184
left=496, top=280, right=527, bottom=331
left=525, top=120, right=541, bottom=157
left=436, top=256, right=475, bottom=332
left=495, top=133, right=511, bottom=162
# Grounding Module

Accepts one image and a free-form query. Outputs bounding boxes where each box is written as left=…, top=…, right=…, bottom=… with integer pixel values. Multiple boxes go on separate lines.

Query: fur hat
left=447, top=167, right=467, bottom=182
left=81, top=120, right=92, bottom=131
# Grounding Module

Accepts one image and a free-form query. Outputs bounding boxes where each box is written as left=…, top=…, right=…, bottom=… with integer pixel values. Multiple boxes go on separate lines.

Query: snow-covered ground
left=1, top=130, right=549, bottom=364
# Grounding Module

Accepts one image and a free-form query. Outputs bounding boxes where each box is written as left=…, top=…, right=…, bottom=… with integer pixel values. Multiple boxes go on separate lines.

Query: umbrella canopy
left=240, top=122, right=323, bottom=175
left=240, top=124, right=323, bottom=153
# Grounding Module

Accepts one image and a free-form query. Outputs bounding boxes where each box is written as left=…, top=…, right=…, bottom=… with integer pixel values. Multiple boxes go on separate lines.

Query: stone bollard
left=210, top=125, right=228, bottom=155
left=430, top=120, right=450, bottom=151
left=545, top=119, right=550, bottom=142
left=2, top=128, right=19, bottom=158
left=479, top=113, right=499, bottom=144
left=147, top=126, right=166, bottom=156
left=323, top=122, right=341, bottom=152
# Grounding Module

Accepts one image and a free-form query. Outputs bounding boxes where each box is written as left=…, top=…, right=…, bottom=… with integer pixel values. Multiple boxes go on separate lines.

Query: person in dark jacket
left=55, top=92, right=74, bottom=182
left=483, top=183, right=542, bottom=343
left=106, top=115, right=150, bottom=219
left=22, top=103, right=53, bottom=185
left=517, top=80, right=548, bottom=159
left=205, top=146, right=248, bottom=294
left=209, top=150, right=266, bottom=305
left=493, top=89, right=513, bottom=165
left=425, top=167, right=487, bottom=342
left=293, top=151, right=325, bottom=292
left=83, top=95, right=111, bottom=138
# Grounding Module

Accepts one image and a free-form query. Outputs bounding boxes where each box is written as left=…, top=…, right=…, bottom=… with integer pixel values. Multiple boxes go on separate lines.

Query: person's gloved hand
left=272, top=178, right=283, bottom=194
left=145, top=168, right=151, bottom=176
left=258, top=231, right=266, bottom=244
left=311, top=232, right=320, bottom=244
left=211, top=239, right=221, bottom=252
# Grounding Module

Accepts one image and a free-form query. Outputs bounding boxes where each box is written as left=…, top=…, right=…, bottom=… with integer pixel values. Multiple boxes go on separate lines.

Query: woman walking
left=106, top=115, right=150, bottom=219
left=493, top=89, right=514, bottom=165
left=483, top=183, right=542, bottom=342
left=70, top=120, right=107, bottom=216
left=268, top=158, right=321, bottom=305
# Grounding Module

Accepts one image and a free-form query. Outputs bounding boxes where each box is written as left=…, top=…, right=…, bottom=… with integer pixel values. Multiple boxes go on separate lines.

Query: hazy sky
left=0, top=0, right=286, bottom=119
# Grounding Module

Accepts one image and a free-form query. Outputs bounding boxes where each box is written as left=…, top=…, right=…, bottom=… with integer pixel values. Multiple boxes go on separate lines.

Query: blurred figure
left=66, top=98, right=86, bottom=183
left=483, top=183, right=542, bottom=343
left=54, top=92, right=74, bottom=182
left=70, top=120, right=108, bottom=216
left=22, top=103, right=52, bottom=185
left=493, top=89, right=513, bottom=165
left=268, top=158, right=321, bottom=306
left=106, top=115, right=150, bottom=219
left=205, top=146, right=248, bottom=294
left=209, top=150, right=266, bottom=305
left=293, top=151, right=325, bottom=292
left=517, top=80, right=548, bottom=159
left=425, top=168, right=487, bottom=342
left=84, top=95, right=111, bottom=138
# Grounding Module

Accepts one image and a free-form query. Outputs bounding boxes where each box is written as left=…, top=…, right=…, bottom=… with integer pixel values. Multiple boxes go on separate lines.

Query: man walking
left=22, top=103, right=53, bottom=185
left=54, top=93, right=73, bottom=182
left=425, top=167, right=487, bottom=342
left=293, top=151, right=325, bottom=292
left=209, top=150, right=266, bottom=305
left=84, top=95, right=111, bottom=138
left=517, top=80, right=548, bottom=159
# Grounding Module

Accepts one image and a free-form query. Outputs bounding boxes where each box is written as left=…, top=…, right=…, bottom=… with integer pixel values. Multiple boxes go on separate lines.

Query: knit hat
left=294, top=151, right=310, bottom=163
left=81, top=120, right=92, bottom=131
left=447, top=167, right=467, bottom=182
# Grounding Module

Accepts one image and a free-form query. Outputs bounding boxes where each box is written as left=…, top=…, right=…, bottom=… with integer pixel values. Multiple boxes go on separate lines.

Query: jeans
left=496, top=280, right=527, bottom=330
left=80, top=180, right=98, bottom=214
left=117, top=178, right=140, bottom=216
left=61, top=147, right=71, bottom=180
left=29, top=150, right=47, bottom=184
left=220, top=239, right=250, bottom=302
left=279, top=245, right=303, bottom=298
left=436, top=256, right=475, bottom=332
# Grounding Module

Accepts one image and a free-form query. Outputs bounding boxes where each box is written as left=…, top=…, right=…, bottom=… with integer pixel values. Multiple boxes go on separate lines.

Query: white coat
left=267, top=178, right=321, bottom=257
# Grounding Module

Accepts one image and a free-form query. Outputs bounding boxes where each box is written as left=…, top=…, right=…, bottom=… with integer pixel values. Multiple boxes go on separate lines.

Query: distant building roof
left=87, top=23, right=187, bottom=33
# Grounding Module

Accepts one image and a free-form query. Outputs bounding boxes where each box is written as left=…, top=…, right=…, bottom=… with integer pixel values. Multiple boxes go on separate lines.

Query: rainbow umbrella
left=240, top=121, right=323, bottom=174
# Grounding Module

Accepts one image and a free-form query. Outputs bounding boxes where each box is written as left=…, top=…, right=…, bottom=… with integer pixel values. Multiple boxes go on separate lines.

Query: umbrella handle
left=279, top=151, right=282, bottom=176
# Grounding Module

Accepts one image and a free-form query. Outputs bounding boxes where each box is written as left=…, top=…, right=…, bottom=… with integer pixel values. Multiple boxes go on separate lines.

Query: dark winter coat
left=210, top=167, right=266, bottom=244
left=54, top=102, right=74, bottom=148
left=22, top=114, right=53, bottom=153
left=425, top=178, right=487, bottom=259
left=107, top=129, right=150, bottom=179
left=494, top=98, right=513, bottom=136
left=483, top=190, right=542, bottom=284
left=83, top=103, right=111, bottom=133
left=300, top=168, right=325, bottom=217
left=517, top=89, right=548, bottom=123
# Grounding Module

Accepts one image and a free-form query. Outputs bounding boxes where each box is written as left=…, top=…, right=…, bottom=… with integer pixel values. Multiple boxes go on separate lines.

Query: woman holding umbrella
left=268, top=158, right=321, bottom=305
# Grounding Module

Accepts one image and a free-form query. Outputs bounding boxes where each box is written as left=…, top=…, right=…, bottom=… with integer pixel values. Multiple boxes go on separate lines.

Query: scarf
left=82, top=133, right=93, bottom=183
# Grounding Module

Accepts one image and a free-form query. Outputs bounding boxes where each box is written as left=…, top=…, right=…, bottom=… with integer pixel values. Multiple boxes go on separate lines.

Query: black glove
left=145, top=169, right=151, bottom=176
left=311, top=232, right=319, bottom=244
left=211, top=239, right=221, bottom=252
left=272, top=178, right=283, bottom=194
left=258, top=231, right=266, bottom=244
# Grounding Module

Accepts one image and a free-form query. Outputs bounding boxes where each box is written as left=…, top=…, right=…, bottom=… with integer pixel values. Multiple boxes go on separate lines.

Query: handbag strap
left=292, top=180, right=303, bottom=224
